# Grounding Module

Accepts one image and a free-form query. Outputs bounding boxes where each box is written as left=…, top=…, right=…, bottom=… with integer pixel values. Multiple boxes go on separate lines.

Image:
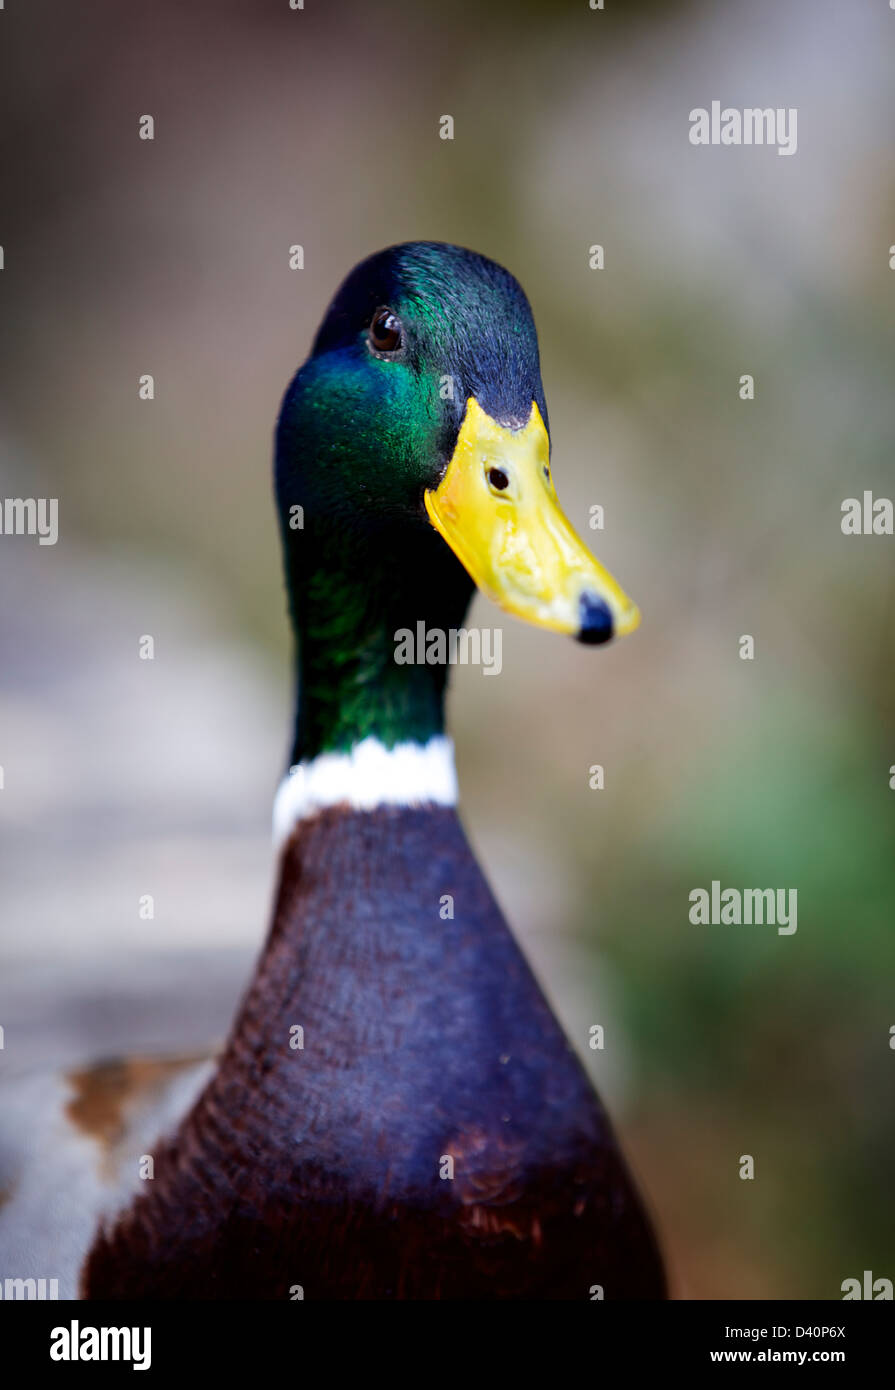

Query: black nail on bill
left=577, top=592, right=614, bottom=645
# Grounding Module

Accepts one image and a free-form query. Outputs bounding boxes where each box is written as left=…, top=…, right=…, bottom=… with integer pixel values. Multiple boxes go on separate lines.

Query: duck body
left=1, top=242, right=664, bottom=1298
left=84, top=805, right=663, bottom=1299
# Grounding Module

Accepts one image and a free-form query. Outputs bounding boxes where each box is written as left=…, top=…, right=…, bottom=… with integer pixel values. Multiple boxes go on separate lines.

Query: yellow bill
left=424, top=397, right=640, bottom=643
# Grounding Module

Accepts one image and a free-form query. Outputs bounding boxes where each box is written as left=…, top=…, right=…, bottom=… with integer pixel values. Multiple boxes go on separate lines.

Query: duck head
left=275, top=242, right=639, bottom=760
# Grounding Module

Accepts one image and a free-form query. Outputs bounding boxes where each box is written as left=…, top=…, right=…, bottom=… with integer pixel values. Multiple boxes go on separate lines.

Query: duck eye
left=368, top=307, right=403, bottom=353
left=488, top=467, right=510, bottom=491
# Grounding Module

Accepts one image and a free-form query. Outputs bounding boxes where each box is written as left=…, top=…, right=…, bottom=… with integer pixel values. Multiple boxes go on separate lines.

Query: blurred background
left=1, top=0, right=893, bottom=1298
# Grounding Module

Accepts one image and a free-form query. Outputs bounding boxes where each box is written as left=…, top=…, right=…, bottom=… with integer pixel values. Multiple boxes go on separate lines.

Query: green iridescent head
left=275, top=242, right=638, bottom=761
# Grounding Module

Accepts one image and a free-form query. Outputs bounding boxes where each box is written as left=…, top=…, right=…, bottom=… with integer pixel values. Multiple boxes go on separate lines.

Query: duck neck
left=283, top=518, right=475, bottom=765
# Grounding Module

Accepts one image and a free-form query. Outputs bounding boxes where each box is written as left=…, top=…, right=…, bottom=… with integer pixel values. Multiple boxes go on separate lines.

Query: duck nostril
left=577, top=593, right=614, bottom=646
left=488, top=467, right=509, bottom=491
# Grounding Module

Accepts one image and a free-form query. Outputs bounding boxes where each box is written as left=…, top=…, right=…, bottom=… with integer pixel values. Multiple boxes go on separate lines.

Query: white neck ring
left=272, top=735, right=458, bottom=848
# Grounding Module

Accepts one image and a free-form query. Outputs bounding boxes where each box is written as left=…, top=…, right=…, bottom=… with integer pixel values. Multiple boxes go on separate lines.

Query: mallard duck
left=0, top=242, right=665, bottom=1300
